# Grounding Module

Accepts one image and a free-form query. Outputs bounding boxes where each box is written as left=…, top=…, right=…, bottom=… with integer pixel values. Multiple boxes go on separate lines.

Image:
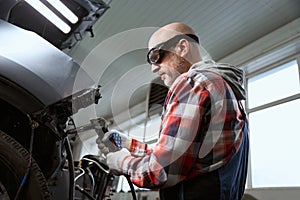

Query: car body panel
left=0, top=19, right=95, bottom=106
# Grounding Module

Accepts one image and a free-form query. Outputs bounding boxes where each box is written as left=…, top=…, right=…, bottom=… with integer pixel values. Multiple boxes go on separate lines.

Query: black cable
left=64, top=137, right=75, bottom=200
left=125, top=175, right=137, bottom=200
left=75, top=185, right=96, bottom=200
left=86, top=167, right=95, bottom=195
left=68, top=117, right=77, bottom=131
left=14, top=115, right=37, bottom=200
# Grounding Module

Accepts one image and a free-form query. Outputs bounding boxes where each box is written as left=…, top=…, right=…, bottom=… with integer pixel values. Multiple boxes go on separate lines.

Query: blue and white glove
left=102, top=129, right=130, bottom=150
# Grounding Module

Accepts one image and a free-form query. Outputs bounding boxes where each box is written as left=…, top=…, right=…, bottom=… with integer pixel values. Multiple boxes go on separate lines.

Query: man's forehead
left=148, top=29, right=184, bottom=49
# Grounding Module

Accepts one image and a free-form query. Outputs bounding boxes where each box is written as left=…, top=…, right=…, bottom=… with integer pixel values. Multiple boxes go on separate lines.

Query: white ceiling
left=65, top=0, right=300, bottom=125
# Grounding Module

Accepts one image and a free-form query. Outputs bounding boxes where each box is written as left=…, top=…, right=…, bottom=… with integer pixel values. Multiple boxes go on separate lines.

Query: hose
left=75, top=185, right=96, bottom=200
left=125, top=175, right=137, bottom=200
left=64, top=137, right=75, bottom=200
left=14, top=115, right=38, bottom=200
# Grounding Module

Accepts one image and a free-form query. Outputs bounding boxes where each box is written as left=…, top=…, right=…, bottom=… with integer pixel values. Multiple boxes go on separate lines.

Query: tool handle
left=98, top=127, right=119, bottom=152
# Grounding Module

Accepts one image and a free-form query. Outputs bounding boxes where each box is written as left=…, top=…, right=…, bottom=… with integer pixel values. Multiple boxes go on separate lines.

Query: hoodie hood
left=190, top=60, right=246, bottom=100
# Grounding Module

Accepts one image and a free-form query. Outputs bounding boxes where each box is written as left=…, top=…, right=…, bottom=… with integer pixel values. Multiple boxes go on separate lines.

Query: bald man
left=103, top=22, right=249, bottom=200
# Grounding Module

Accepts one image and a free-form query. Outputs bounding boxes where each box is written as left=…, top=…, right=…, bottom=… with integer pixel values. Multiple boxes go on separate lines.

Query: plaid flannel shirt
left=120, top=61, right=245, bottom=188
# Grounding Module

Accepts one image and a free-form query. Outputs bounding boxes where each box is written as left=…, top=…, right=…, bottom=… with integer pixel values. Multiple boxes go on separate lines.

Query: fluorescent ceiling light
left=46, top=0, right=78, bottom=24
left=25, top=0, right=71, bottom=33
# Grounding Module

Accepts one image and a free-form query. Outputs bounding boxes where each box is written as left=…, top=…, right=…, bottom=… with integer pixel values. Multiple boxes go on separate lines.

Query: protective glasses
left=147, top=34, right=199, bottom=65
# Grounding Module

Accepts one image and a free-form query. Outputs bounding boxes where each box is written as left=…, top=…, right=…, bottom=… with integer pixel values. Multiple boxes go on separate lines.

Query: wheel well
left=0, top=98, right=63, bottom=178
left=0, top=98, right=31, bottom=147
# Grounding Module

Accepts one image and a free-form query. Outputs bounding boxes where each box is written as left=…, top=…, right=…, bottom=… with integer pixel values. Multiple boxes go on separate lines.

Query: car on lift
left=0, top=0, right=116, bottom=199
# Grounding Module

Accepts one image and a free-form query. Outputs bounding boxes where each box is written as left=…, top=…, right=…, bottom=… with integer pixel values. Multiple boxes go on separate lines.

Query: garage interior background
left=67, top=1, right=300, bottom=199
left=2, top=0, right=300, bottom=199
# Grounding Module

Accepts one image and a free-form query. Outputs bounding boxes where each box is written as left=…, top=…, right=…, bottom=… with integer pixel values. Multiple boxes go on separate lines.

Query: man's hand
left=95, top=139, right=110, bottom=154
left=102, top=129, right=131, bottom=150
left=106, top=148, right=131, bottom=175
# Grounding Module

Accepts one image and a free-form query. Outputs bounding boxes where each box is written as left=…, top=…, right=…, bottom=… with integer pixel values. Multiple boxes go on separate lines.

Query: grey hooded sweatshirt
left=189, top=59, right=246, bottom=101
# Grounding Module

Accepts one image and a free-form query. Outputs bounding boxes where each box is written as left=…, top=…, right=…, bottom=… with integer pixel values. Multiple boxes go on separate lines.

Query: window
left=248, top=60, right=299, bottom=109
left=247, top=59, right=300, bottom=188
left=249, top=99, right=300, bottom=187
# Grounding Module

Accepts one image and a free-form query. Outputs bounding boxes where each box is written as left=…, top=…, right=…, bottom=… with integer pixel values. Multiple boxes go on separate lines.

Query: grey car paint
left=0, top=19, right=95, bottom=106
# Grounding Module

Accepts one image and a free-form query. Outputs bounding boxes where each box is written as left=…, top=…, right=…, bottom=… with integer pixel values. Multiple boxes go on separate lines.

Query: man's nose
left=151, top=64, right=160, bottom=73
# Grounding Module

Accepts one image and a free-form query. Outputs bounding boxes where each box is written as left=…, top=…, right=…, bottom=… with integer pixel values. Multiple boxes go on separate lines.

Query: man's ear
left=177, top=39, right=190, bottom=57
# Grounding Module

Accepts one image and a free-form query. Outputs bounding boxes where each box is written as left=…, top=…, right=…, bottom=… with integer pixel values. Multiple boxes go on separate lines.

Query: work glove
left=95, top=139, right=110, bottom=154
left=102, top=129, right=131, bottom=150
left=106, top=148, right=131, bottom=175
